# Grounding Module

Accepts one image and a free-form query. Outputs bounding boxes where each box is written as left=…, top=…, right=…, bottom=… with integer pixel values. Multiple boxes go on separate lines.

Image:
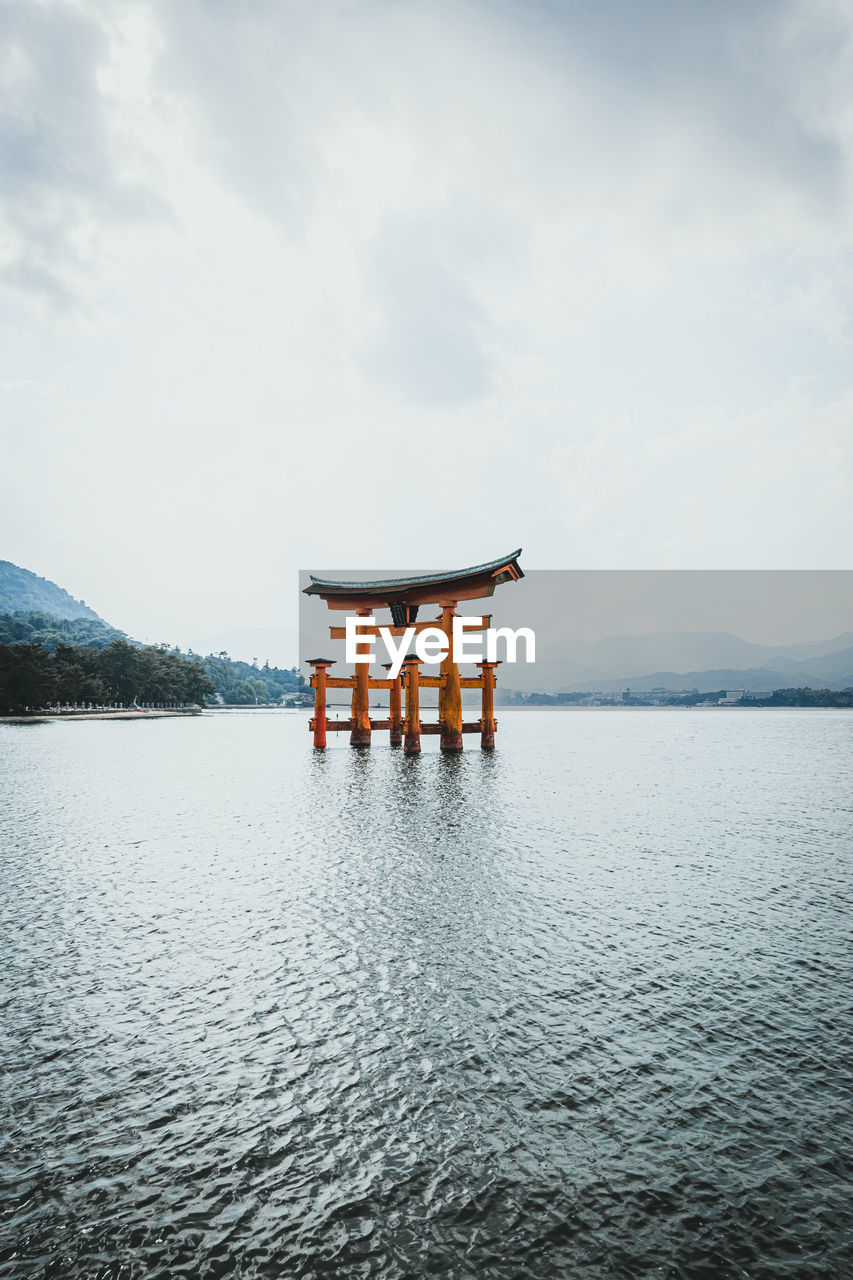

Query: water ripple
left=1, top=708, right=851, bottom=1278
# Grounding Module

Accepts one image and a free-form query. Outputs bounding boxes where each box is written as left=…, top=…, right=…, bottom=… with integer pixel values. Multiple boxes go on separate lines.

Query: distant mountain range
left=3, top=559, right=850, bottom=694
left=0, top=560, right=104, bottom=622
left=505, top=629, right=853, bottom=693
left=533, top=628, right=853, bottom=675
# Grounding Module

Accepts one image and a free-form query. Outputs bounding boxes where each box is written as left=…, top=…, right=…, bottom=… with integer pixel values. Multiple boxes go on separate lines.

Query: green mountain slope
left=0, top=561, right=103, bottom=621
left=0, top=611, right=126, bottom=650
left=0, top=559, right=307, bottom=707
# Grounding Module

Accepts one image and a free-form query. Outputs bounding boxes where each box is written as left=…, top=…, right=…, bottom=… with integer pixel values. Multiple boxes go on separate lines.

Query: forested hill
left=0, top=610, right=126, bottom=650
left=0, top=561, right=103, bottom=621
left=0, top=610, right=305, bottom=708
left=0, top=561, right=305, bottom=708
left=198, top=653, right=304, bottom=705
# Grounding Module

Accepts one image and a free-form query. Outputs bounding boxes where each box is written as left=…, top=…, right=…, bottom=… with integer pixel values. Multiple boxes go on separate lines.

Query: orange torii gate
left=303, top=549, right=523, bottom=753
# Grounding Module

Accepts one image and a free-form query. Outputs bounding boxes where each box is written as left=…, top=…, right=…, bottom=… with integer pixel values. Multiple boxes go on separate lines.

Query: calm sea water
left=1, top=708, right=851, bottom=1280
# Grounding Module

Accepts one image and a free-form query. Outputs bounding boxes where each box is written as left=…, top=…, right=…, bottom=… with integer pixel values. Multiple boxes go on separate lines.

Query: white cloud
left=546, top=381, right=853, bottom=566
left=0, top=0, right=171, bottom=310
left=1, top=0, right=852, bottom=640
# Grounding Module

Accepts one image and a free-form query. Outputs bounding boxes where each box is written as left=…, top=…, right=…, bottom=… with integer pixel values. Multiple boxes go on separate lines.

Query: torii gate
left=303, top=549, right=524, bottom=753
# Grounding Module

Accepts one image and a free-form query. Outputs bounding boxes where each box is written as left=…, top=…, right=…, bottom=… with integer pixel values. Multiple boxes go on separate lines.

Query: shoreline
left=0, top=709, right=203, bottom=724
left=3, top=705, right=850, bottom=725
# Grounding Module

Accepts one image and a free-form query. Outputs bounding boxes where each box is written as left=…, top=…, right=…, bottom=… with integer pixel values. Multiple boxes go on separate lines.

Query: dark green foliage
left=0, top=640, right=215, bottom=713
left=661, top=690, right=726, bottom=705
left=0, top=562, right=103, bottom=620
left=497, top=686, right=853, bottom=708
left=741, top=687, right=853, bottom=707
left=199, top=652, right=306, bottom=704
left=497, top=689, right=590, bottom=705
left=662, top=687, right=853, bottom=707
left=0, top=645, right=64, bottom=713
left=0, top=612, right=306, bottom=706
left=0, top=610, right=127, bottom=650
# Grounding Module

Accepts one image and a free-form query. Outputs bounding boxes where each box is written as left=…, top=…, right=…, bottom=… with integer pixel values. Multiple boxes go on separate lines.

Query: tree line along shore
left=0, top=612, right=306, bottom=715
left=3, top=611, right=850, bottom=717
left=497, top=687, right=853, bottom=708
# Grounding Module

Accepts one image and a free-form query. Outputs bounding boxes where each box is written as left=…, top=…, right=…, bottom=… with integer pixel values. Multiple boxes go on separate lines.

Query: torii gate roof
left=303, top=549, right=523, bottom=610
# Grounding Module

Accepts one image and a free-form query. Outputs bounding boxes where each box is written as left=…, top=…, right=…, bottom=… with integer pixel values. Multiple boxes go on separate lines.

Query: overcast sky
left=2, top=0, right=852, bottom=649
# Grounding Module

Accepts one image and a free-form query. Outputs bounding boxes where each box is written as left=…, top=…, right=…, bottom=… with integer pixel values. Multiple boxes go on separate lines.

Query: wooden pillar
left=383, top=662, right=403, bottom=746
left=403, top=654, right=421, bottom=755
left=478, top=660, right=499, bottom=750
left=308, top=659, right=333, bottom=748
left=438, top=601, right=463, bottom=752
left=350, top=607, right=372, bottom=747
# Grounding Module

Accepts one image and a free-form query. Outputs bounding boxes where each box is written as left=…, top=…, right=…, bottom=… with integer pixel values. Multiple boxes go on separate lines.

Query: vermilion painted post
left=383, top=662, right=403, bottom=746
left=438, top=601, right=463, bottom=752
left=478, top=660, right=498, bottom=750
left=403, top=654, right=421, bottom=755
left=350, top=607, right=372, bottom=746
left=308, top=659, right=333, bottom=748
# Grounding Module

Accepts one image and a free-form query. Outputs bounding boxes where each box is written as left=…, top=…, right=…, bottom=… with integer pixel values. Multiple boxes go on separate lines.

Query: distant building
left=719, top=689, right=745, bottom=704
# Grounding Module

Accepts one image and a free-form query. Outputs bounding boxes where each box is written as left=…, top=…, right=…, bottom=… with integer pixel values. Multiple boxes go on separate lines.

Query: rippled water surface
left=1, top=708, right=852, bottom=1279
